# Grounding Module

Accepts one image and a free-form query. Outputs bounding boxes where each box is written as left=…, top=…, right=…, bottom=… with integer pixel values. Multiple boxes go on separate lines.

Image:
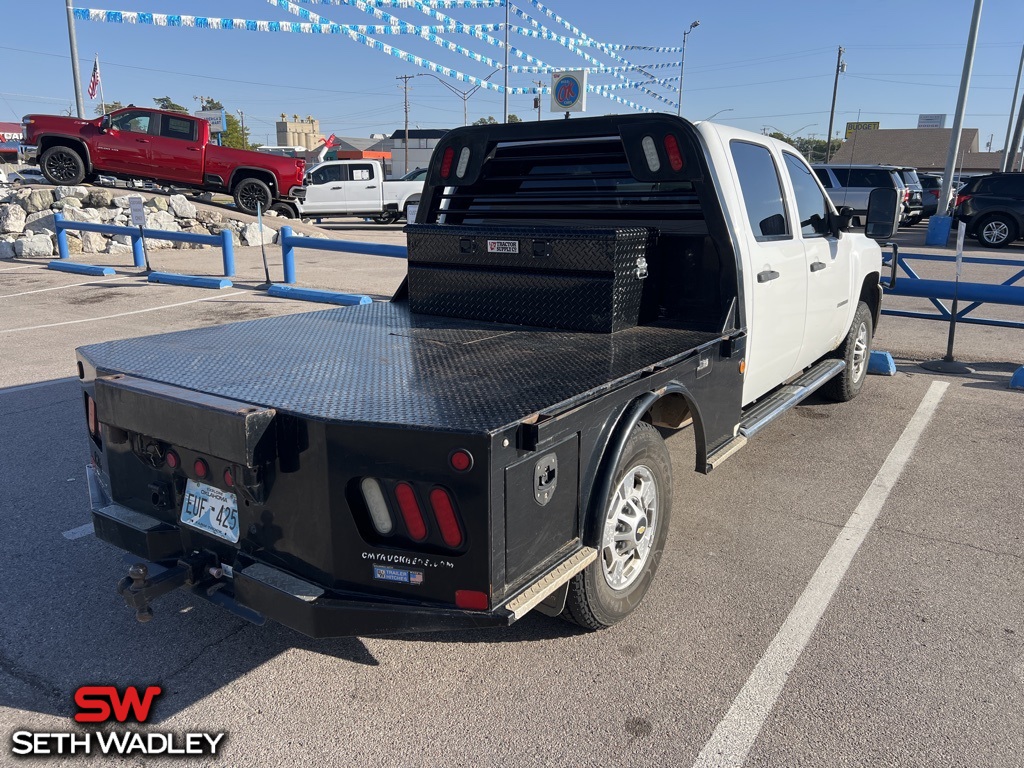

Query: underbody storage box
left=405, top=224, right=656, bottom=332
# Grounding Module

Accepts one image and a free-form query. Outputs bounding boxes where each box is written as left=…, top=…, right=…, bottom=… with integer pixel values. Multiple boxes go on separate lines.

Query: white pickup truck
left=76, top=115, right=902, bottom=638
left=283, top=159, right=423, bottom=224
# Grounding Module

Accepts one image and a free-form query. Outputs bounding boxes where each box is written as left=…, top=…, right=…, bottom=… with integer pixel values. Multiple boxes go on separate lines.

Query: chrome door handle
left=810, top=261, right=826, bottom=272
left=757, top=269, right=780, bottom=283
left=187, top=147, right=201, bottom=152
left=135, top=139, right=149, bottom=143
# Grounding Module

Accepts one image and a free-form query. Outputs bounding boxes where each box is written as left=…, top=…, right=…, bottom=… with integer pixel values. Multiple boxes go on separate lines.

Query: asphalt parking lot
left=1, top=221, right=1022, bottom=767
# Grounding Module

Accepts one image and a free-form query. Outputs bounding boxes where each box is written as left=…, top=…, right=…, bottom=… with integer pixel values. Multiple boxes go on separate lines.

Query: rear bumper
left=18, top=144, right=37, bottom=165
left=87, top=465, right=509, bottom=638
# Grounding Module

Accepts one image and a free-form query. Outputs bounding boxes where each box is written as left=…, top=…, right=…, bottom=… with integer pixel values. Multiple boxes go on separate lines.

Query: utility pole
left=939, top=0, right=984, bottom=216
left=533, top=80, right=544, bottom=122
left=65, top=0, right=84, bottom=118
left=236, top=109, right=247, bottom=150
left=825, top=46, right=845, bottom=163
left=397, top=75, right=414, bottom=174
left=503, top=0, right=509, bottom=122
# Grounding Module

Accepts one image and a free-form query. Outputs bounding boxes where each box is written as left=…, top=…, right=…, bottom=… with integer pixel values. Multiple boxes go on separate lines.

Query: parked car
left=9, top=167, right=46, bottom=184
left=918, top=173, right=943, bottom=218
left=955, top=172, right=1024, bottom=248
left=398, top=167, right=428, bottom=182
left=894, top=167, right=925, bottom=225
left=812, top=164, right=909, bottom=222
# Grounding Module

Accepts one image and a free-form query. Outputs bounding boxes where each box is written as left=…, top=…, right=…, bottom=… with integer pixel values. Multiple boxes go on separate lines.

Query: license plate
left=180, top=479, right=239, bottom=544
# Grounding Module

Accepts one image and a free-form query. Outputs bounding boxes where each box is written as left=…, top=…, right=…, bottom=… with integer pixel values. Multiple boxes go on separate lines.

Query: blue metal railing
left=53, top=211, right=236, bottom=282
left=881, top=250, right=1024, bottom=330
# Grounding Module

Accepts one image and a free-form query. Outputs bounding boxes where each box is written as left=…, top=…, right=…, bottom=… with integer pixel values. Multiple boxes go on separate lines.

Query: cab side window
left=159, top=115, right=197, bottom=142
left=730, top=140, right=790, bottom=241
left=784, top=153, right=831, bottom=237
left=309, top=165, right=343, bottom=186
left=350, top=164, right=374, bottom=181
left=111, top=110, right=153, bottom=135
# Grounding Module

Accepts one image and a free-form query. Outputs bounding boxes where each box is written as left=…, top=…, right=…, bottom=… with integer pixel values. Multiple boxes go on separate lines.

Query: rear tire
left=373, top=210, right=400, bottom=225
left=268, top=202, right=296, bottom=218
left=976, top=214, right=1017, bottom=248
left=822, top=301, right=873, bottom=402
left=563, top=421, right=672, bottom=630
left=40, top=146, right=86, bottom=185
left=233, top=177, right=273, bottom=216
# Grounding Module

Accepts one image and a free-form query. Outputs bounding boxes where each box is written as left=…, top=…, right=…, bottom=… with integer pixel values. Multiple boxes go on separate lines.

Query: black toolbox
left=405, top=224, right=656, bottom=333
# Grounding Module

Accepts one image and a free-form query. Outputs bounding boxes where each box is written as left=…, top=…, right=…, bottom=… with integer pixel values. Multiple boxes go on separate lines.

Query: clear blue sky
left=2, top=0, right=1024, bottom=151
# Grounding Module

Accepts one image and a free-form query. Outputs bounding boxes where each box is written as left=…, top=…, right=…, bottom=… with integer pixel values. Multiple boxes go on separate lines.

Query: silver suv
left=812, top=164, right=908, bottom=220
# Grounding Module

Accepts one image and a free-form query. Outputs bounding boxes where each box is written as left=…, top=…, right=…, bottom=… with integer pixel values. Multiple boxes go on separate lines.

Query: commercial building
left=830, top=127, right=1022, bottom=174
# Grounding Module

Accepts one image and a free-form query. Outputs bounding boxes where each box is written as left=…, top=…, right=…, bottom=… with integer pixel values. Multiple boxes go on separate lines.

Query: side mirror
left=98, top=114, right=110, bottom=133
left=865, top=188, right=900, bottom=240
left=827, top=206, right=854, bottom=238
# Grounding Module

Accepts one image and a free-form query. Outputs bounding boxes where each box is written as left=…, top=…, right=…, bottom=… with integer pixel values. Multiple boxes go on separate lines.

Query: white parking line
left=0, top=265, right=40, bottom=272
left=692, top=381, right=949, bottom=768
left=0, top=291, right=247, bottom=333
left=62, top=523, right=94, bottom=540
left=0, top=276, right=133, bottom=298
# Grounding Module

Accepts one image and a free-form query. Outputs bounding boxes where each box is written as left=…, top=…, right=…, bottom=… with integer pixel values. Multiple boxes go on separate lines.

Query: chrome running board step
left=739, top=359, right=846, bottom=438
left=503, top=546, right=597, bottom=620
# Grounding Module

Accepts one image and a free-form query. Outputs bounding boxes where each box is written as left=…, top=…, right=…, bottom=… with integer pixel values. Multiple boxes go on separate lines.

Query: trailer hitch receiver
left=117, top=553, right=219, bottom=623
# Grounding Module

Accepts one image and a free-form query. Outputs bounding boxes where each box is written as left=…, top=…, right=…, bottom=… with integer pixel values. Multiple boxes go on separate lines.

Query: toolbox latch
left=534, top=453, right=558, bottom=506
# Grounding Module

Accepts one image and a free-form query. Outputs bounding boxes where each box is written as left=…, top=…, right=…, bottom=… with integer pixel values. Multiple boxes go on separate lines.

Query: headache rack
left=435, top=135, right=704, bottom=226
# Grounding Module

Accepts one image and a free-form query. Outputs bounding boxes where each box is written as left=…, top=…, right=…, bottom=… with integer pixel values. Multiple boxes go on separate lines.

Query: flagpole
left=97, top=54, right=106, bottom=114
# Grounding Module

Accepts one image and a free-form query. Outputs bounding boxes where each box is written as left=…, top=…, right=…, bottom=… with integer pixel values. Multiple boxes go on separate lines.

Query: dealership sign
left=195, top=109, right=227, bottom=134
left=917, top=113, right=947, bottom=129
left=551, top=70, right=587, bottom=113
left=845, top=121, right=880, bottom=139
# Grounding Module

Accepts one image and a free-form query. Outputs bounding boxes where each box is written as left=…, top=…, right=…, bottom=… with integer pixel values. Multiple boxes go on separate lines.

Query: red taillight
left=955, top=193, right=971, bottom=207
left=194, top=458, right=209, bottom=479
left=663, top=134, right=684, bottom=171
left=429, top=488, right=463, bottom=548
left=929, top=190, right=940, bottom=199
left=439, top=146, right=455, bottom=179
left=394, top=482, right=427, bottom=541
left=223, top=467, right=234, bottom=487
left=455, top=590, right=489, bottom=610
left=165, top=450, right=180, bottom=469
left=449, top=449, right=473, bottom=472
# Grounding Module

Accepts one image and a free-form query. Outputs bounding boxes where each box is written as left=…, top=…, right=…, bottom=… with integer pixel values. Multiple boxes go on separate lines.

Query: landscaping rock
left=111, top=234, right=133, bottom=246
left=145, top=210, right=177, bottom=230
left=65, top=236, right=83, bottom=254
left=168, top=194, right=197, bottom=219
left=24, top=210, right=56, bottom=233
left=81, top=231, right=107, bottom=253
left=0, top=240, right=15, bottom=259
left=0, top=203, right=27, bottom=234
left=85, top=188, right=115, bottom=209
left=64, top=206, right=101, bottom=224
left=24, top=189, right=54, bottom=214
left=54, top=185, right=89, bottom=201
left=57, top=196, right=84, bottom=209
left=241, top=222, right=274, bottom=246
left=14, top=235, right=54, bottom=257
left=144, top=196, right=168, bottom=212
left=106, top=241, right=134, bottom=256
left=98, top=207, right=120, bottom=222
left=113, top=195, right=133, bottom=209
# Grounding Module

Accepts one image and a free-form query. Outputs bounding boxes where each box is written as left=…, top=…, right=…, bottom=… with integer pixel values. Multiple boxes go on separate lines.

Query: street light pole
left=236, top=109, right=246, bottom=150
left=415, top=70, right=500, bottom=126
left=65, top=0, right=85, bottom=118
left=676, top=20, right=700, bottom=117
left=825, top=46, right=845, bottom=163
left=503, top=0, right=509, bottom=122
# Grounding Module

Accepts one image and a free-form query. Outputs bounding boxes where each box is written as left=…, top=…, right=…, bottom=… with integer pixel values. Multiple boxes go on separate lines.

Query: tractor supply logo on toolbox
left=10, top=685, right=227, bottom=757
left=487, top=239, right=519, bottom=254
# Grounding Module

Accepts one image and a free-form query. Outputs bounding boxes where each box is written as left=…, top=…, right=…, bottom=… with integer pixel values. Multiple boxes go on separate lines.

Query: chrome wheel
left=851, top=321, right=869, bottom=382
left=601, top=465, right=658, bottom=591
left=981, top=219, right=1010, bottom=246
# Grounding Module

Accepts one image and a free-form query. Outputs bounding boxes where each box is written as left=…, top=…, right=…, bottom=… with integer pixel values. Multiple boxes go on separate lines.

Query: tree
left=766, top=131, right=840, bottom=164
left=220, top=114, right=250, bottom=151
left=93, top=100, right=124, bottom=116
left=153, top=96, right=188, bottom=113
left=472, top=114, right=522, bottom=125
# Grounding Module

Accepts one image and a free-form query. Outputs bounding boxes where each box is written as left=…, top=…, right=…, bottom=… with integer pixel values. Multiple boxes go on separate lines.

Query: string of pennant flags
left=71, top=0, right=683, bottom=112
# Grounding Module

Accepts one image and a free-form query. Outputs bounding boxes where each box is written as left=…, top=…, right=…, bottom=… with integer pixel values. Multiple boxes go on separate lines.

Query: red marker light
left=455, top=590, right=489, bottom=611
left=440, top=146, right=455, bottom=179
left=193, top=458, right=209, bottom=479
left=449, top=449, right=473, bottom=472
left=663, top=134, right=684, bottom=172
left=430, top=488, right=463, bottom=548
left=165, top=450, right=180, bottom=469
left=394, top=482, right=427, bottom=541
left=223, top=468, right=234, bottom=487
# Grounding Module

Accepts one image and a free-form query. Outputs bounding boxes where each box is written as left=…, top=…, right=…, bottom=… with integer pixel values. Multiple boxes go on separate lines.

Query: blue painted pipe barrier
left=53, top=212, right=236, bottom=277
left=279, top=226, right=407, bottom=285
left=885, top=277, right=1024, bottom=306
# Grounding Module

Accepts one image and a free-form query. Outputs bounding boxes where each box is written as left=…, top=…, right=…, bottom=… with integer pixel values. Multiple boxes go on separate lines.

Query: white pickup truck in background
left=286, top=159, right=423, bottom=224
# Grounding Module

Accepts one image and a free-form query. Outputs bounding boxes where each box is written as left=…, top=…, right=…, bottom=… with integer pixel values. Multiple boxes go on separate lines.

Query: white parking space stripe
left=62, top=523, right=95, bottom=540
left=0, top=276, right=133, bottom=298
left=692, top=381, right=949, bottom=768
left=0, top=265, right=40, bottom=272
left=0, top=291, right=247, bottom=333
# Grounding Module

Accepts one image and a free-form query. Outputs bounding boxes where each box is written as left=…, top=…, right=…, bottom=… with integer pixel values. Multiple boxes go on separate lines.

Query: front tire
left=563, top=421, right=672, bottom=630
left=976, top=214, right=1017, bottom=248
left=233, top=178, right=273, bottom=216
left=40, top=146, right=86, bottom=185
left=822, top=301, right=873, bottom=402
left=372, top=211, right=400, bottom=225
left=268, top=202, right=296, bottom=219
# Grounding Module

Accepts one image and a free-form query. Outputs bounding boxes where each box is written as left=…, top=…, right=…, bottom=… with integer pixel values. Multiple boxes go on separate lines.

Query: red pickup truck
left=19, top=107, right=305, bottom=215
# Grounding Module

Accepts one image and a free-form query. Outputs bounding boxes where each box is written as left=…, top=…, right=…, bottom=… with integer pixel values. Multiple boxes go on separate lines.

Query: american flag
left=87, top=56, right=101, bottom=100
